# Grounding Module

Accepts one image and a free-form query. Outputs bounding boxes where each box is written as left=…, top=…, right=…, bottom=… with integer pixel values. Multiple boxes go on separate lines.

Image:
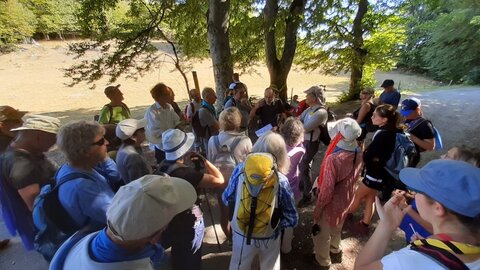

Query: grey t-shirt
left=1, top=150, right=56, bottom=189
left=115, top=145, right=152, bottom=184
left=300, top=105, right=328, bottom=142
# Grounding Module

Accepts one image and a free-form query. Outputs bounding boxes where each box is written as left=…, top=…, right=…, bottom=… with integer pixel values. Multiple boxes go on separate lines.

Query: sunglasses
left=91, top=137, right=106, bottom=146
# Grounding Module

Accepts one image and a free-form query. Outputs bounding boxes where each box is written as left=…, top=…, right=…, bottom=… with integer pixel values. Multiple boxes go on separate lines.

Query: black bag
left=313, top=106, right=336, bottom=146
left=191, top=109, right=209, bottom=138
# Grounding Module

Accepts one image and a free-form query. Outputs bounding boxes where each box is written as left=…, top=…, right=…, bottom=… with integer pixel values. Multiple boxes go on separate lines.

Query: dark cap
left=104, top=84, right=121, bottom=96
left=380, top=79, right=394, bottom=88
left=0, top=106, right=27, bottom=121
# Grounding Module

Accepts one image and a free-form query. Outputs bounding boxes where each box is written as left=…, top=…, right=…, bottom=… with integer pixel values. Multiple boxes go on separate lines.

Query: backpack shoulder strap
left=104, top=104, right=114, bottom=124
left=408, top=117, right=428, bottom=132
left=55, top=171, right=95, bottom=190
left=213, top=135, right=221, bottom=152
left=229, top=136, right=244, bottom=164
left=121, top=102, right=131, bottom=115
left=158, top=161, right=186, bottom=175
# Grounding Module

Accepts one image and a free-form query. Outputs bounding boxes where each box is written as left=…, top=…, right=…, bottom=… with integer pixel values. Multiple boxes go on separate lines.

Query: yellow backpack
left=230, top=153, right=280, bottom=244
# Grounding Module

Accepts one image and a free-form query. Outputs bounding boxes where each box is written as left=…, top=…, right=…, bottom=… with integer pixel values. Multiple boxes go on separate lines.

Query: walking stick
left=202, top=189, right=222, bottom=252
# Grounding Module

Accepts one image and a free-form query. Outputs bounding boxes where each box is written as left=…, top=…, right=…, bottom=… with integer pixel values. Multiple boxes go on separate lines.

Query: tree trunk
left=207, top=0, right=234, bottom=106
left=264, top=0, right=306, bottom=102
left=348, top=0, right=369, bottom=100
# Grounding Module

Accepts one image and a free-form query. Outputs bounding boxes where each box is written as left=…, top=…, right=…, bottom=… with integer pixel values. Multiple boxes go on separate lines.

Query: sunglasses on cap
left=91, top=137, right=106, bottom=146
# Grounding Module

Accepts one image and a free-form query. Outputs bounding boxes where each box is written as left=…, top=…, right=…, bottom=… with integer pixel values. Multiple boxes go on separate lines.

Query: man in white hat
left=0, top=114, right=60, bottom=250
left=51, top=175, right=197, bottom=270
left=156, top=128, right=225, bottom=270
left=310, top=118, right=363, bottom=269
left=115, top=118, right=151, bottom=184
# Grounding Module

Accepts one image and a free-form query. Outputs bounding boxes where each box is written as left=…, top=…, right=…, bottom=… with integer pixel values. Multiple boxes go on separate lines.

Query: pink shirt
left=286, top=145, right=305, bottom=202
left=314, top=150, right=363, bottom=226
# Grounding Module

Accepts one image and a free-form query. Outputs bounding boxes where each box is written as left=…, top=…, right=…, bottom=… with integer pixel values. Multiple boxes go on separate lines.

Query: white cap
left=115, top=118, right=146, bottom=140
left=327, top=118, right=362, bottom=151
left=107, top=175, right=197, bottom=241
left=10, top=114, right=60, bottom=134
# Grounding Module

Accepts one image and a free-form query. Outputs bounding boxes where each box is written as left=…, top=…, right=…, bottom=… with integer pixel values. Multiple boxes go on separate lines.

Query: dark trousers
left=299, top=140, right=320, bottom=198
left=160, top=210, right=202, bottom=270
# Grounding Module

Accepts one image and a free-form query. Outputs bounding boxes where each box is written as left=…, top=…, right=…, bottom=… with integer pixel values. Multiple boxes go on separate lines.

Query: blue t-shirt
left=57, top=160, right=118, bottom=229
left=379, top=90, right=401, bottom=107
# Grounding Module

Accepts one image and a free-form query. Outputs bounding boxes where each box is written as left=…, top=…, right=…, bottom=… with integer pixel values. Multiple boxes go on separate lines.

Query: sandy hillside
left=0, top=40, right=439, bottom=116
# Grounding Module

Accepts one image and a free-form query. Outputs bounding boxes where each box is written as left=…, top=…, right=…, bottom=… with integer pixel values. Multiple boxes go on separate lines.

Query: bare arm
left=356, top=103, right=371, bottom=124
left=18, top=184, right=40, bottom=211
left=409, top=135, right=435, bottom=151
left=355, top=196, right=411, bottom=270
left=198, top=159, right=225, bottom=189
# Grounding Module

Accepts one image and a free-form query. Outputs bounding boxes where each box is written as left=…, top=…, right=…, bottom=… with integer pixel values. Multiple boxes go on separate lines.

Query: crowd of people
left=0, top=77, right=479, bottom=270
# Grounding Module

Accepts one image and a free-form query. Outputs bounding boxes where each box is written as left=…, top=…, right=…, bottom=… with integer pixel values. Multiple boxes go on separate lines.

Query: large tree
left=296, top=0, right=405, bottom=100
left=264, top=0, right=306, bottom=101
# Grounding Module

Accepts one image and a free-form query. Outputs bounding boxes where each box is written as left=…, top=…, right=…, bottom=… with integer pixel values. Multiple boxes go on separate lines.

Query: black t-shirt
left=256, top=100, right=286, bottom=127
left=364, top=129, right=399, bottom=180
left=0, top=150, right=56, bottom=189
left=406, top=118, right=435, bottom=152
left=158, top=162, right=204, bottom=247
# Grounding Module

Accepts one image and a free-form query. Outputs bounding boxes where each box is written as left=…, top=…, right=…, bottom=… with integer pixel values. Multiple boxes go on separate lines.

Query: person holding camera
left=155, top=129, right=225, bottom=270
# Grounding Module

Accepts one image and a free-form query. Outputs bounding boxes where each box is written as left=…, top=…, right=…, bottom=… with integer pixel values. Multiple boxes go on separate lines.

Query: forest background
left=1, top=0, right=479, bottom=105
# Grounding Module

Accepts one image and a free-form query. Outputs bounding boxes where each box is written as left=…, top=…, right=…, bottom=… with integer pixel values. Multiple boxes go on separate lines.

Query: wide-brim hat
left=327, top=118, right=361, bottom=151
left=10, top=114, right=60, bottom=134
left=116, top=118, right=147, bottom=140
left=400, top=159, right=480, bottom=218
left=107, top=175, right=197, bottom=241
left=0, top=106, right=27, bottom=121
left=161, top=129, right=195, bottom=160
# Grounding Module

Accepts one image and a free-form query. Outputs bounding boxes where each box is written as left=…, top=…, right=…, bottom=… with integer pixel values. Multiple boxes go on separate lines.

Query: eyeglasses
left=91, top=137, right=106, bottom=146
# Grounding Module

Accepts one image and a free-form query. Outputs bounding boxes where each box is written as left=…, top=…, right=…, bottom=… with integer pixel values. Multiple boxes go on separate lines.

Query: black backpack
left=191, top=109, right=209, bottom=138
left=312, top=106, right=336, bottom=146
left=32, top=170, right=94, bottom=261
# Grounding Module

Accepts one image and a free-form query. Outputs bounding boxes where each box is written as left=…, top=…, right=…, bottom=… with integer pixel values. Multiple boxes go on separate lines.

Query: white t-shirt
left=144, top=102, right=181, bottom=146
left=381, top=246, right=480, bottom=270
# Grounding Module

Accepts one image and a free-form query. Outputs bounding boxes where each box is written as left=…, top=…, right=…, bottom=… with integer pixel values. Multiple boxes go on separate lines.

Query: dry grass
left=1, top=40, right=440, bottom=121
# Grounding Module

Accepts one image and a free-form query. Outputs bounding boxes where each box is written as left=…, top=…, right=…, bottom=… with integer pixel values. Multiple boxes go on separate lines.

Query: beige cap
left=0, top=106, right=27, bottom=121
left=327, top=118, right=362, bottom=151
left=10, top=114, right=61, bottom=134
left=107, top=175, right=197, bottom=241
left=115, top=118, right=147, bottom=140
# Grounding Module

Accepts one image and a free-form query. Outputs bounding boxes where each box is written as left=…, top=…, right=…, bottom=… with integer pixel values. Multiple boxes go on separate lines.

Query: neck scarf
left=202, top=100, right=216, bottom=118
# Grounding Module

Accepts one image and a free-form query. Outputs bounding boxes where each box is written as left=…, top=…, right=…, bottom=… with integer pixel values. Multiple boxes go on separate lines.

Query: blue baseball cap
left=400, top=159, right=480, bottom=218
left=400, top=98, right=421, bottom=117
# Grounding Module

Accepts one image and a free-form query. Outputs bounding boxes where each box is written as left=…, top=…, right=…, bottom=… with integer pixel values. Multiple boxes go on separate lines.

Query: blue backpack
left=384, top=132, right=417, bottom=180
left=32, top=170, right=94, bottom=261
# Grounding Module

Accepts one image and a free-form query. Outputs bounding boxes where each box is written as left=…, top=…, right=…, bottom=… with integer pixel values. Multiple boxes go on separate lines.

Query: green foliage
left=0, top=0, right=37, bottom=45
left=398, top=0, right=480, bottom=84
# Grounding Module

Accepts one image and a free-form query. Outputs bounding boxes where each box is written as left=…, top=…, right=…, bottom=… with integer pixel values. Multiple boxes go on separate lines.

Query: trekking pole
left=202, top=189, right=222, bottom=252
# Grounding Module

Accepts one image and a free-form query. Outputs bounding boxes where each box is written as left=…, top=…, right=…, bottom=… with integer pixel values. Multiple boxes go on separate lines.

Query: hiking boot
left=330, top=250, right=343, bottom=264
left=306, top=254, right=330, bottom=270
